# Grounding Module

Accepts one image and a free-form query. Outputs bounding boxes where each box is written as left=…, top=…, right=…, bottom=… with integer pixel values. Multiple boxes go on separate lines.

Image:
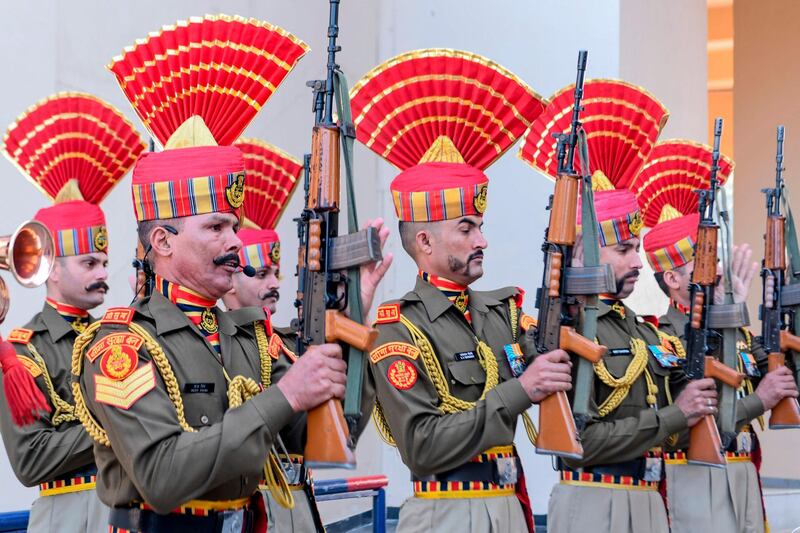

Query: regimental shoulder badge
left=7, top=328, right=34, bottom=344
left=100, top=344, right=139, bottom=381
left=375, top=303, right=401, bottom=324
left=225, top=171, right=245, bottom=209
left=16, top=355, right=42, bottom=378
left=370, top=342, right=419, bottom=364
left=387, top=359, right=418, bottom=390
left=520, top=314, right=537, bottom=332
left=101, top=307, right=135, bottom=326
left=473, top=183, right=488, bottom=214
left=86, top=333, right=144, bottom=364
left=94, top=361, right=156, bottom=410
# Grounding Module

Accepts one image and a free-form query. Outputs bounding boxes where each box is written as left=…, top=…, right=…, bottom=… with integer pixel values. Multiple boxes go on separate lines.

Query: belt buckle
left=736, top=431, right=752, bottom=453
left=643, top=456, right=662, bottom=482
left=495, top=457, right=519, bottom=485
left=219, top=509, right=245, bottom=533
left=281, top=459, right=302, bottom=485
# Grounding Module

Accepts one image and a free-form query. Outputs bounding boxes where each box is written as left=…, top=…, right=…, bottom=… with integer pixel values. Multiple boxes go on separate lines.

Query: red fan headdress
left=519, top=80, right=669, bottom=246
left=350, top=49, right=548, bottom=222
left=633, top=140, right=734, bottom=272
left=234, top=138, right=302, bottom=269
left=3, top=92, right=145, bottom=256
left=108, top=14, right=309, bottom=222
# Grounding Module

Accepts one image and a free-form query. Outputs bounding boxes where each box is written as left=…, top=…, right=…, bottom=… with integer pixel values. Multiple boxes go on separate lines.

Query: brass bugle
left=0, top=220, right=55, bottom=323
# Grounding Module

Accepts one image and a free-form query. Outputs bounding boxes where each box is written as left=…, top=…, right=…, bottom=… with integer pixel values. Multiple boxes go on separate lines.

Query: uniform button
left=200, top=415, right=209, bottom=424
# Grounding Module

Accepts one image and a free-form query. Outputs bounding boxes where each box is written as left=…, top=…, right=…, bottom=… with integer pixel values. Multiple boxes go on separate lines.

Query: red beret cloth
left=576, top=187, right=643, bottom=246
left=34, top=200, right=108, bottom=257
left=631, top=140, right=734, bottom=272
left=391, top=162, right=489, bottom=222
left=350, top=49, right=548, bottom=223
left=131, top=146, right=246, bottom=222
left=238, top=228, right=280, bottom=269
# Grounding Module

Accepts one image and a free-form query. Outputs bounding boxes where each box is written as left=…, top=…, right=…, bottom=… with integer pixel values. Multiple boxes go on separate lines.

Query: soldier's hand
left=519, top=349, right=572, bottom=403
left=277, top=343, right=347, bottom=412
left=359, top=218, right=394, bottom=317
left=754, top=366, right=799, bottom=410
left=674, top=378, right=718, bottom=426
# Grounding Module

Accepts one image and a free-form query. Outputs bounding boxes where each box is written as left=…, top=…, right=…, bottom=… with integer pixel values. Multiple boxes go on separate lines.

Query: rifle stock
left=767, top=352, right=800, bottom=428
left=305, top=399, right=356, bottom=467
left=688, top=414, right=725, bottom=466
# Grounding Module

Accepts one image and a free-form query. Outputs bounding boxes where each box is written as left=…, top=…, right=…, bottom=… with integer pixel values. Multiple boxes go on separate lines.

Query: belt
left=664, top=450, right=752, bottom=465
left=39, top=468, right=98, bottom=496
left=109, top=497, right=252, bottom=533
left=412, top=445, right=518, bottom=499
left=559, top=470, right=659, bottom=491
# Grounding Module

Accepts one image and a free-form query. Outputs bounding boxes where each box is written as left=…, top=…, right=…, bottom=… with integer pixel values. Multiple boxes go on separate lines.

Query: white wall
left=0, top=0, right=708, bottom=519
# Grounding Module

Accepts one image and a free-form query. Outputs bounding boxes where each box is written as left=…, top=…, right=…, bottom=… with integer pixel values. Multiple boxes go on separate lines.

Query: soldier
left=69, top=16, right=362, bottom=532
left=519, top=80, right=719, bottom=533
left=636, top=139, right=797, bottom=532
left=0, top=93, right=145, bottom=533
left=221, top=138, right=391, bottom=532
left=349, top=49, right=572, bottom=533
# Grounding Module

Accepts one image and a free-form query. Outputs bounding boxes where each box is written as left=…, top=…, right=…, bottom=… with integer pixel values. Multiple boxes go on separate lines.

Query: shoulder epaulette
left=520, top=314, right=537, bottom=332
left=375, top=303, right=401, bottom=324
left=7, top=328, right=34, bottom=344
left=101, top=307, right=136, bottom=326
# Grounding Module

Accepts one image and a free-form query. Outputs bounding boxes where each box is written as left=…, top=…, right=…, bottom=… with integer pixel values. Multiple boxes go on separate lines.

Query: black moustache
left=468, top=251, right=484, bottom=261
left=213, top=253, right=240, bottom=266
left=261, top=290, right=280, bottom=301
left=86, top=282, right=109, bottom=292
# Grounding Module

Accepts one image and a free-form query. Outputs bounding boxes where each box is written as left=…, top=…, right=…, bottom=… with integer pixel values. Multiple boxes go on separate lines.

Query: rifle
left=533, top=50, right=613, bottom=459
left=759, top=125, right=800, bottom=428
left=781, top=163, right=800, bottom=390
left=295, top=0, right=383, bottom=468
left=683, top=118, right=743, bottom=466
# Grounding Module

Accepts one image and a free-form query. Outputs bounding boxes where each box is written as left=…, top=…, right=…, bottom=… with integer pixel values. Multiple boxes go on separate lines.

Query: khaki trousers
left=665, top=460, right=764, bottom=533
left=548, top=482, right=668, bottom=533
left=397, top=494, right=526, bottom=533
left=27, top=489, right=109, bottom=533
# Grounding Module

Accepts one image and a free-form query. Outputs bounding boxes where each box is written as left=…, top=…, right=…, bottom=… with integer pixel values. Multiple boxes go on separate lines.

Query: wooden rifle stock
left=536, top=327, right=606, bottom=458
left=325, top=310, right=378, bottom=352
left=767, top=349, right=800, bottom=428
left=688, top=357, right=744, bottom=466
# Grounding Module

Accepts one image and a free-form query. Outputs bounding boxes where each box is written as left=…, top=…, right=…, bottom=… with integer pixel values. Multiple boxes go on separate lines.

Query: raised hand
left=359, top=217, right=394, bottom=317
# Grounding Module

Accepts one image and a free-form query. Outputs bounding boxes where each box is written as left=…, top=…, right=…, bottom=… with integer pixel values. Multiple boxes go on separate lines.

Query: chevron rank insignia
left=94, top=361, right=156, bottom=410
left=7, top=328, right=34, bottom=344
left=16, top=356, right=42, bottom=378
left=370, top=342, right=419, bottom=364
left=375, top=304, right=400, bottom=324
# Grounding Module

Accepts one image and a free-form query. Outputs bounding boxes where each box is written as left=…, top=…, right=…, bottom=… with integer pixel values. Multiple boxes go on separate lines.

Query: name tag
left=607, top=348, right=632, bottom=357
left=183, top=383, right=215, bottom=394
left=648, top=345, right=680, bottom=368
left=454, top=351, right=476, bottom=361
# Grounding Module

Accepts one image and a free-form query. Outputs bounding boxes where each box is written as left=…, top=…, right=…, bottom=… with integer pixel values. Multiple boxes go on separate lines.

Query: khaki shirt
left=569, top=301, right=689, bottom=469
left=658, top=305, right=767, bottom=431
left=0, top=304, right=96, bottom=486
left=77, top=292, right=295, bottom=514
left=367, top=277, right=534, bottom=477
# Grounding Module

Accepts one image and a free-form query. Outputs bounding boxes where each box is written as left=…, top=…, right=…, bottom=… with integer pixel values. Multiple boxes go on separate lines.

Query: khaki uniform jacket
left=0, top=304, right=96, bottom=486
left=367, top=277, right=534, bottom=477
left=658, top=305, right=767, bottom=429
left=77, top=292, right=296, bottom=514
left=567, top=301, right=689, bottom=469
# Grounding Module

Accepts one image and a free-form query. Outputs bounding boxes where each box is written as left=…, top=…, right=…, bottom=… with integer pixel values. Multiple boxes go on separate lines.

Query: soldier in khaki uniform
left=0, top=93, right=144, bottom=533
left=350, top=49, right=573, bottom=533
left=635, top=139, right=798, bottom=533
left=518, top=80, right=719, bottom=533
left=222, top=138, right=392, bottom=532
left=69, top=17, right=361, bottom=532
